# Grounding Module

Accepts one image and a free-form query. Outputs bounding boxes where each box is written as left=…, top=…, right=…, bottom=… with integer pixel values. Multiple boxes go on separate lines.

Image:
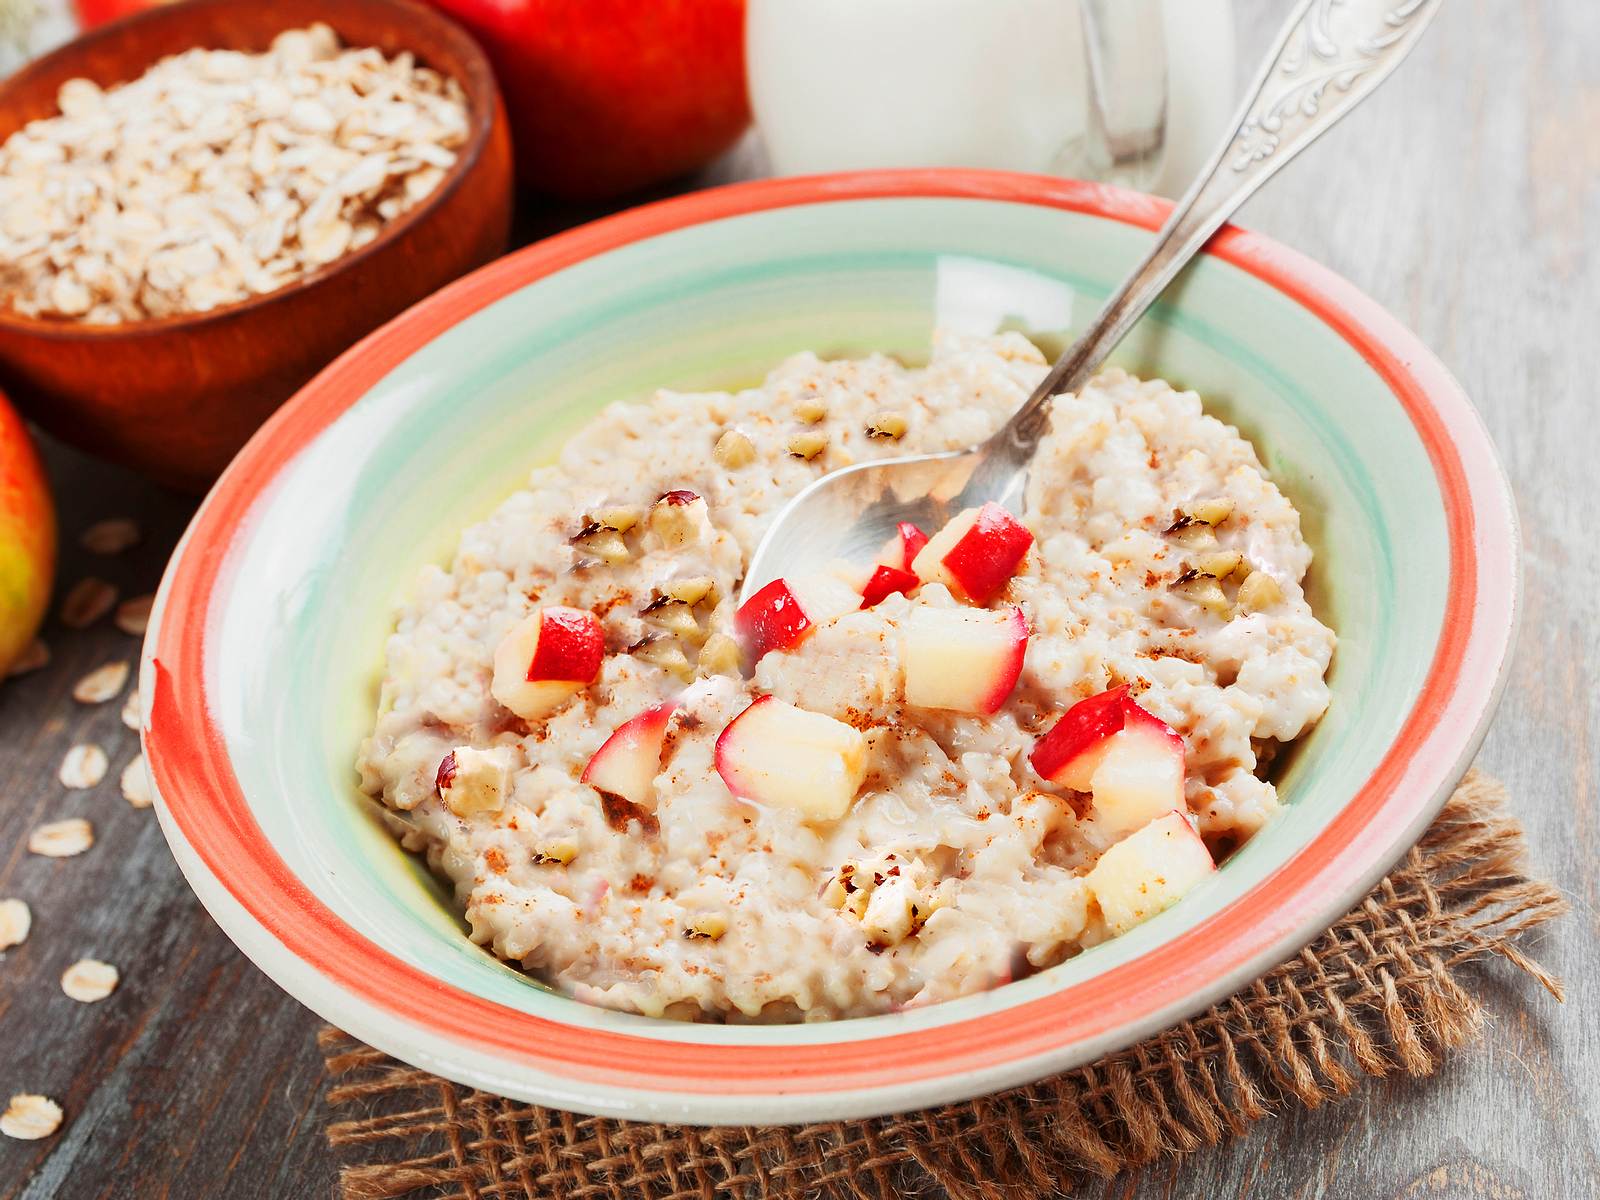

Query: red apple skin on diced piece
left=659, top=489, right=700, bottom=506
left=913, top=502, right=1033, bottom=606
left=527, top=607, right=606, bottom=681
left=491, top=606, right=606, bottom=719
left=713, top=696, right=868, bottom=821
left=1086, top=811, right=1214, bottom=936
left=734, top=579, right=813, bottom=662
left=1029, top=684, right=1135, bottom=791
left=1030, top=686, right=1188, bottom=833
left=901, top=605, right=1029, bottom=715
left=582, top=700, right=678, bottom=807
left=877, top=521, right=930, bottom=571
left=859, top=564, right=920, bottom=608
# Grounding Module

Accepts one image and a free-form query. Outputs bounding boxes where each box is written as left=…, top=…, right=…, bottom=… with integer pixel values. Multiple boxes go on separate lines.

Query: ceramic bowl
left=0, top=0, right=513, bottom=492
left=141, top=171, right=1518, bottom=1124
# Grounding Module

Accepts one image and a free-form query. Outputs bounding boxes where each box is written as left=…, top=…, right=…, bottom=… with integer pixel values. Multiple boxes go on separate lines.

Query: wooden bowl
left=0, top=0, right=513, bottom=491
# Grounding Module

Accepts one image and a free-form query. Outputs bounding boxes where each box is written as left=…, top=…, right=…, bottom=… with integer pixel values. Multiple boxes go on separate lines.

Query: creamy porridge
left=357, top=332, right=1335, bottom=1021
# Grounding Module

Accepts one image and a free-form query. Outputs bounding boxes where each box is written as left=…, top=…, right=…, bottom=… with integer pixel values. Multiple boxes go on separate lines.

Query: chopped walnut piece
left=1171, top=574, right=1232, bottom=617
left=530, top=840, right=578, bottom=866
left=1236, top=570, right=1283, bottom=612
left=683, top=914, right=727, bottom=940
left=592, top=505, right=643, bottom=534
left=697, top=632, right=740, bottom=676
left=794, top=395, right=828, bottom=423
left=713, top=429, right=756, bottom=469
left=786, top=431, right=828, bottom=460
left=1194, top=550, right=1244, bottom=581
left=865, top=412, right=908, bottom=439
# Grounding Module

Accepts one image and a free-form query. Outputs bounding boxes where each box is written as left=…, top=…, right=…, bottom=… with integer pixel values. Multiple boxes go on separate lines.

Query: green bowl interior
left=211, top=197, right=1445, bottom=1044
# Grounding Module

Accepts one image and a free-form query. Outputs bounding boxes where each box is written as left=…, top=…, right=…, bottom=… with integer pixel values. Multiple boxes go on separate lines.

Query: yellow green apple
left=0, top=393, right=54, bottom=674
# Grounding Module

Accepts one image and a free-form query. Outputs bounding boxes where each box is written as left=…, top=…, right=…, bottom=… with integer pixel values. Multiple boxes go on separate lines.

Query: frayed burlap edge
left=320, top=770, right=1566, bottom=1200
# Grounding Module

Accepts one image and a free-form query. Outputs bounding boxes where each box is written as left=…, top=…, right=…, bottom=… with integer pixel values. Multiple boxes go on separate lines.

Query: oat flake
left=59, top=743, right=108, bottom=789
left=120, top=755, right=153, bottom=809
left=114, top=593, right=154, bottom=636
left=61, top=958, right=119, bottom=1003
left=1, top=1095, right=63, bottom=1141
left=72, top=661, right=129, bottom=704
left=5, top=638, right=49, bottom=677
left=0, top=898, right=30, bottom=950
left=28, top=819, right=93, bottom=858
left=79, top=518, right=141, bottom=555
left=60, top=578, right=117, bottom=629
left=121, top=687, right=141, bottom=731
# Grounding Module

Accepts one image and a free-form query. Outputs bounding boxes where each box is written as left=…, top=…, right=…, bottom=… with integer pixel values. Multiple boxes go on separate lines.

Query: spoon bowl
left=742, top=0, right=1441, bottom=605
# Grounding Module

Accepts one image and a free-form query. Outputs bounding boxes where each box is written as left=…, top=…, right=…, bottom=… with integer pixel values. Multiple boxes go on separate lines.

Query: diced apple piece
left=733, top=574, right=860, bottom=664
left=490, top=606, right=605, bottom=719
left=876, top=521, right=930, bottom=571
left=1088, top=713, right=1187, bottom=834
left=859, top=564, right=919, bottom=608
left=1086, top=811, right=1214, bottom=935
left=1028, top=685, right=1133, bottom=791
left=713, top=696, right=867, bottom=821
left=912, top=502, right=1033, bottom=606
left=435, top=746, right=510, bottom=817
left=581, top=700, right=677, bottom=807
left=901, top=605, right=1028, bottom=715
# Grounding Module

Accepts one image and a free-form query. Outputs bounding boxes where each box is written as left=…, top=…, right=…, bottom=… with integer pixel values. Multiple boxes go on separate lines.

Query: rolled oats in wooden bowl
left=0, top=23, right=471, bottom=324
left=0, top=0, right=512, bottom=490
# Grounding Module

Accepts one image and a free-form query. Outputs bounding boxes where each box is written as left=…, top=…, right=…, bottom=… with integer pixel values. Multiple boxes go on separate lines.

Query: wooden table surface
left=2, top=2, right=1595, bottom=1196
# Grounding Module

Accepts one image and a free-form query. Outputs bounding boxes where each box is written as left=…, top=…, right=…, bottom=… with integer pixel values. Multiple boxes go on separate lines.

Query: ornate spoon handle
left=996, top=0, right=1442, bottom=456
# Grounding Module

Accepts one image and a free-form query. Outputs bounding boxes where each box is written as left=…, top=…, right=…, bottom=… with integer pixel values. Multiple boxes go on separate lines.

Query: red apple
left=72, top=0, right=168, bottom=27
left=859, top=564, right=919, bottom=609
left=1030, top=687, right=1187, bottom=833
left=713, top=695, right=867, bottom=820
left=876, top=521, right=930, bottom=571
left=913, top=502, right=1033, bottom=606
left=900, top=605, right=1028, bottom=715
left=1086, top=811, right=1214, bottom=935
left=1028, top=685, right=1135, bottom=791
left=733, top=574, right=857, bottom=664
left=490, top=605, right=604, bottom=718
left=0, top=396, right=55, bottom=676
left=581, top=699, right=677, bottom=806
left=426, top=0, right=751, bottom=199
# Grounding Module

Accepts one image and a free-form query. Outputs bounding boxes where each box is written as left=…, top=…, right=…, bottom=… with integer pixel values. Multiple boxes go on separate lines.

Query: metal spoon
left=741, top=0, right=1441, bottom=604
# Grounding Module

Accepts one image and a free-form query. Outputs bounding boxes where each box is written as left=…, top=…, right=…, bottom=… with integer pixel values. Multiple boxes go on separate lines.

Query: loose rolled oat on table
left=0, top=23, right=468, bottom=324
left=359, top=333, right=1337, bottom=1022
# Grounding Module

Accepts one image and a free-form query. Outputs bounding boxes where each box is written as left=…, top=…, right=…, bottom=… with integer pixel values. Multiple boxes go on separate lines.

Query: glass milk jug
left=747, top=0, right=1237, bottom=198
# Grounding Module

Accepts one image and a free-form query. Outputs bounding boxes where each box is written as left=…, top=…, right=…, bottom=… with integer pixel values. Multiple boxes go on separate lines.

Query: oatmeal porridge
left=357, top=331, right=1335, bottom=1021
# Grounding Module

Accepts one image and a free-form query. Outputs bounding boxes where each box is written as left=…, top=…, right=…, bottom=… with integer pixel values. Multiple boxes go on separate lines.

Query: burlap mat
left=319, top=770, right=1565, bottom=1200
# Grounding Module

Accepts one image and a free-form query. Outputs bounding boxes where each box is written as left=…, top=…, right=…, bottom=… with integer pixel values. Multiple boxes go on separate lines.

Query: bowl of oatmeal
left=142, top=171, right=1518, bottom=1123
left=0, top=0, right=512, bottom=489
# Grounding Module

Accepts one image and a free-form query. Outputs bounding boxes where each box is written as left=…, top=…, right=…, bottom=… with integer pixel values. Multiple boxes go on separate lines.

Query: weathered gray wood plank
left=1, top=1, right=1593, bottom=1196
